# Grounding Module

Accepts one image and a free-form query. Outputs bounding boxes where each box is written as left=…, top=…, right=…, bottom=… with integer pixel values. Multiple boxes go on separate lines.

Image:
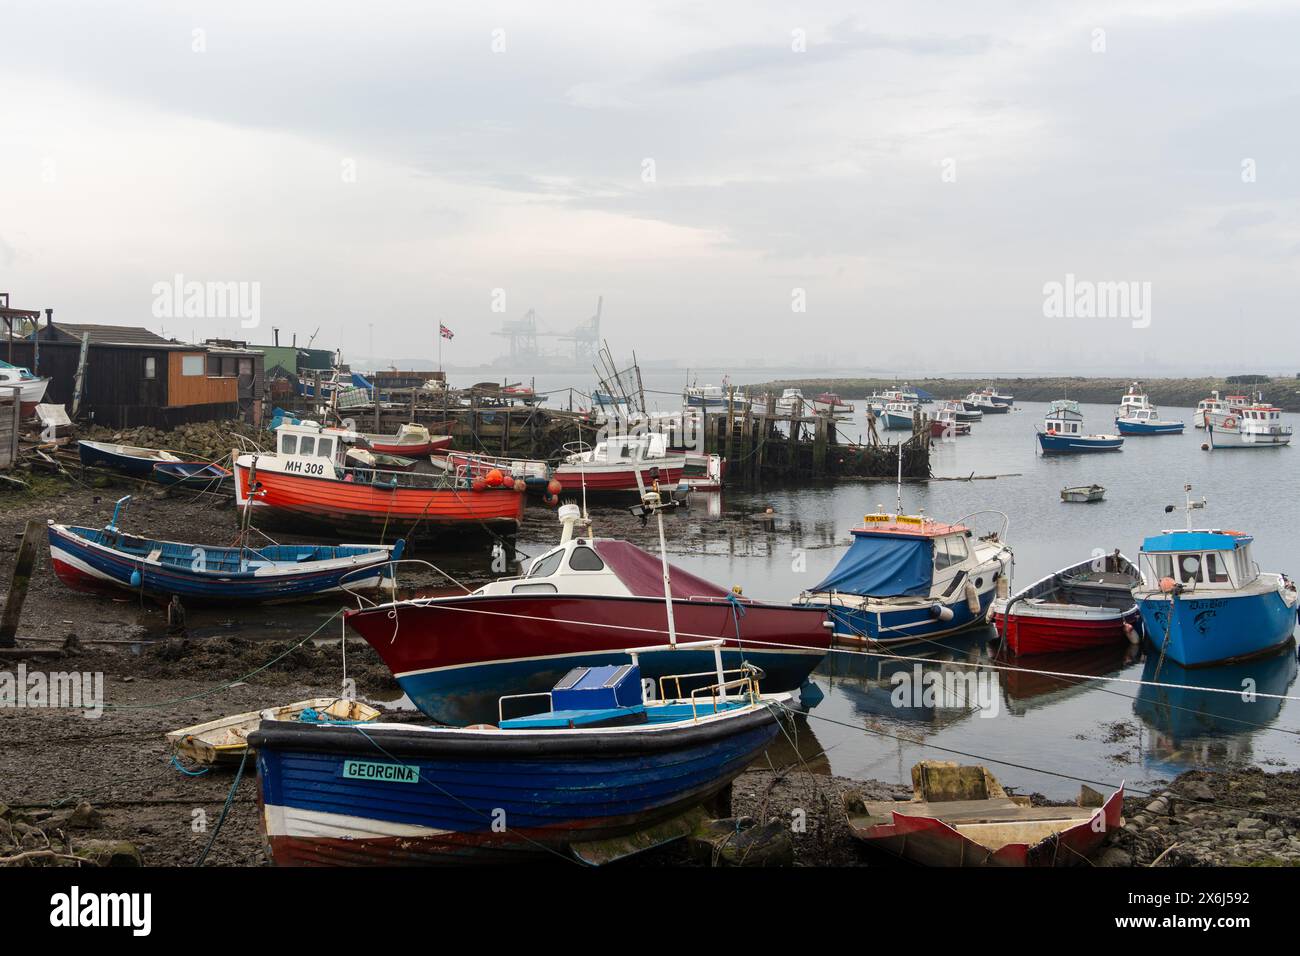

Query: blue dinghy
left=1133, top=488, right=1299, bottom=667
left=48, top=496, right=402, bottom=604
left=250, top=657, right=789, bottom=865
left=77, top=439, right=206, bottom=478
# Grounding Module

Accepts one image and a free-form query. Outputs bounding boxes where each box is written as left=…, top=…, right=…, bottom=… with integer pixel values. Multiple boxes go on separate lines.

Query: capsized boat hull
left=344, top=594, right=829, bottom=725
left=252, top=706, right=784, bottom=865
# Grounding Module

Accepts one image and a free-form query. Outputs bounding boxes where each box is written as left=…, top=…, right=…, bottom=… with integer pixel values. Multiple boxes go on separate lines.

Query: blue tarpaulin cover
left=811, top=535, right=935, bottom=595
left=812, top=532, right=934, bottom=597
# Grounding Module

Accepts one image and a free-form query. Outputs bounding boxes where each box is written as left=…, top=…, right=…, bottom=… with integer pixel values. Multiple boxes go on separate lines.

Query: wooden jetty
left=235, top=379, right=932, bottom=487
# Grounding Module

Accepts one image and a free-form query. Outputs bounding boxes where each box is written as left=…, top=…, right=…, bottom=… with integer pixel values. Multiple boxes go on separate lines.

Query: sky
left=1, top=0, right=1297, bottom=375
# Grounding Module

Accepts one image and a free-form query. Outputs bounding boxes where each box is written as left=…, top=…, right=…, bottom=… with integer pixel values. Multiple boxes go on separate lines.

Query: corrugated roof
left=50, top=323, right=176, bottom=346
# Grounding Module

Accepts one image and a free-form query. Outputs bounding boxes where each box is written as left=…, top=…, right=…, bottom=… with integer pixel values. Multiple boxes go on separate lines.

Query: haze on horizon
left=1, top=1, right=1296, bottom=377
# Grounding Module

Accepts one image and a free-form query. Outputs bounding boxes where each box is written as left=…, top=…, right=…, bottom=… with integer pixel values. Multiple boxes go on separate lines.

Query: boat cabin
left=810, top=514, right=980, bottom=599
left=1118, top=383, right=1152, bottom=417
left=274, top=421, right=347, bottom=469
left=1043, top=400, right=1084, bottom=436
left=578, top=432, right=671, bottom=464
left=1138, top=530, right=1258, bottom=592
left=1239, top=405, right=1290, bottom=434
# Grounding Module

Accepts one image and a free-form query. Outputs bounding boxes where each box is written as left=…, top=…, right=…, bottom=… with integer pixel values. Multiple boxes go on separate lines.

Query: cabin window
left=144, top=356, right=156, bottom=380
left=280, top=434, right=298, bottom=455
left=1177, top=554, right=1204, bottom=584
left=934, top=537, right=965, bottom=570
left=1206, top=552, right=1231, bottom=584
left=528, top=550, right=565, bottom=578
left=512, top=582, right=558, bottom=594
left=181, top=355, right=204, bottom=376
left=568, top=546, right=605, bottom=572
left=316, top=438, right=333, bottom=460
left=298, top=436, right=315, bottom=456
left=1148, top=554, right=1173, bottom=581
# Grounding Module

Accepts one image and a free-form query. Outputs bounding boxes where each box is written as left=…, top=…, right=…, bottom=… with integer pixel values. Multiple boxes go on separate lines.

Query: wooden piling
left=0, top=519, right=43, bottom=646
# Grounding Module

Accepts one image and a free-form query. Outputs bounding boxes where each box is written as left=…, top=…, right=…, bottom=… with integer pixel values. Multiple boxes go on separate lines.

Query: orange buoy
left=485, top=468, right=505, bottom=487
left=547, top=478, right=563, bottom=496
left=1159, top=576, right=1177, bottom=593
left=471, top=477, right=487, bottom=492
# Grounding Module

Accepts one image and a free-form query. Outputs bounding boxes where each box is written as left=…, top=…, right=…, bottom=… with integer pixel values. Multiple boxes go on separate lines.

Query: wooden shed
left=11, top=322, right=239, bottom=428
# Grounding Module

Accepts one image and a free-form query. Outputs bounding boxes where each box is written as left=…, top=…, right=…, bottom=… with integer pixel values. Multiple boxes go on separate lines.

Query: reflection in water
left=815, top=629, right=995, bottom=726
left=998, top=643, right=1139, bottom=716
left=1134, top=647, right=1298, bottom=757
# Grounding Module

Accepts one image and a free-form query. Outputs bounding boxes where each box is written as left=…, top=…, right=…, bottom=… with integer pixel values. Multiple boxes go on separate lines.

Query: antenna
left=1164, top=483, right=1207, bottom=530
left=895, top=440, right=904, bottom=516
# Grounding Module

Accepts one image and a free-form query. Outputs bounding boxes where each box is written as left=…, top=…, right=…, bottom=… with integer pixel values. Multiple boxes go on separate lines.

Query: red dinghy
left=992, top=552, right=1141, bottom=655
left=847, top=762, right=1124, bottom=867
left=327, top=422, right=452, bottom=457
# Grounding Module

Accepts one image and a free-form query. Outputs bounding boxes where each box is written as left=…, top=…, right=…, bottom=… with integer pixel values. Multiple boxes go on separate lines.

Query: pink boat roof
left=590, top=539, right=731, bottom=599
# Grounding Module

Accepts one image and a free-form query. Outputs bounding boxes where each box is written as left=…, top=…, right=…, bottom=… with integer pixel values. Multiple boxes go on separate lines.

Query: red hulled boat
left=234, top=421, right=523, bottom=541
left=327, top=422, right=452, bottom=457
left=553, top=433, right=685, bottom=494
left=343, top=504, right=831, bottom=725
left=992, top=552, right=1141, bottom=655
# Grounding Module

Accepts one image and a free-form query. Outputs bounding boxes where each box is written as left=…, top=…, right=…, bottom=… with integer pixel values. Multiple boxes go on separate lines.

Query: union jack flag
left=439, top=324, right=454, bottom=340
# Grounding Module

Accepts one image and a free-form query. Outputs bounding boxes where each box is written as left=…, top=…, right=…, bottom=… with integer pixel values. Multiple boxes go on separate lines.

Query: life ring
left=1223, top=417, right=1236, bottom=429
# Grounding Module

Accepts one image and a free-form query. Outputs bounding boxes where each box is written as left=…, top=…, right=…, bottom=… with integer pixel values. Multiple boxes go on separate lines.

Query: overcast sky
left=1, top=1, right=1296, bottom=375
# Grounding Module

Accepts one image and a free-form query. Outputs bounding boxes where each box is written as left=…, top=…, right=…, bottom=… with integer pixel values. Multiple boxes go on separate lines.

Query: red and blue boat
left=49, top=496, right=402, bottom=604
left=343, top=504, right=830, bottom=725
left=250, top=659, right=789, bottom=864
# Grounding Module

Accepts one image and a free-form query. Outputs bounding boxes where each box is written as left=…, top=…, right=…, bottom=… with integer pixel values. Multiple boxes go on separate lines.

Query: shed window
left=144, top=357, right=156, bottom=380
left=181, top=355, right=204, bottom=376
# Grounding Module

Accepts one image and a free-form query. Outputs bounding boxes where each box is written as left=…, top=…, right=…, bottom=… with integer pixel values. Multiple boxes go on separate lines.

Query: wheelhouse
left=1138, top=530, right=1258, bottom=592
left=1043, top=400, right=1083, bottom=436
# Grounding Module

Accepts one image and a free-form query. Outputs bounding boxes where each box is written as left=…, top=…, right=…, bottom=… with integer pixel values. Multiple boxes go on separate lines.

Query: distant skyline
left=2, top=1, right=1296, bottom=376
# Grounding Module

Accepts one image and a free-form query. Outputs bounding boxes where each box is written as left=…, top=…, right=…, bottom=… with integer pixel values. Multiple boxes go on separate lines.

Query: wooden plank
left=0, top=519, right=44, bottom=646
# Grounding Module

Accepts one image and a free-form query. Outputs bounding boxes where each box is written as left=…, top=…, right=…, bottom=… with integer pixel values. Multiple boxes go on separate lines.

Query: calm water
left=517, top=398, right=1298, bottom=801
left=192, top=391, right=1300, bottom=800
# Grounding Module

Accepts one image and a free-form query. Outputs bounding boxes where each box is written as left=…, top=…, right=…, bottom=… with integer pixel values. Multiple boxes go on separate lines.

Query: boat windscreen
left=812, top=534, right=934, bottom=597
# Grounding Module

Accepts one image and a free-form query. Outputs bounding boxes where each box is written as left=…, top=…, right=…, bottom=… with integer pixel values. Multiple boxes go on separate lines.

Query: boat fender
left=544, top=478, right=563, bottom=507
left=130, top=570, right=142, bottom=588
left=1123, top=621, right=1140, bottom=645
left=931, top=604, right=955, bottom=622
left=513, top=479, right=526, bottom=493
left=964, top=581, right=980, bottom=613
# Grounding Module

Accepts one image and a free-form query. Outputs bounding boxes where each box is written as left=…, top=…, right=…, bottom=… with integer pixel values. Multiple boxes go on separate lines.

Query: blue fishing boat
left=152, top=461, right=233, bottom=489
left=1114, top=382, right=1183, bottom=434
left=249, top=657, right=788, bottom=864
left=1115, top=408, right=1184, bottom=435
left=48, top=496, right=402, bottom=604
left=1133, top=487, right=1299, bottom=667
left=1036, top=400, right=1124, bottom=454
left=77, top=439, right=205, bottom=478
left=796, top=510, right=1012, bottom=645
left=879, top=402, right=917, bottom=430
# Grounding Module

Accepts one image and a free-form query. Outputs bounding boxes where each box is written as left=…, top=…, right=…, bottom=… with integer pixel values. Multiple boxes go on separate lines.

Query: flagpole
left=438, top=321, right=442, bottom=374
